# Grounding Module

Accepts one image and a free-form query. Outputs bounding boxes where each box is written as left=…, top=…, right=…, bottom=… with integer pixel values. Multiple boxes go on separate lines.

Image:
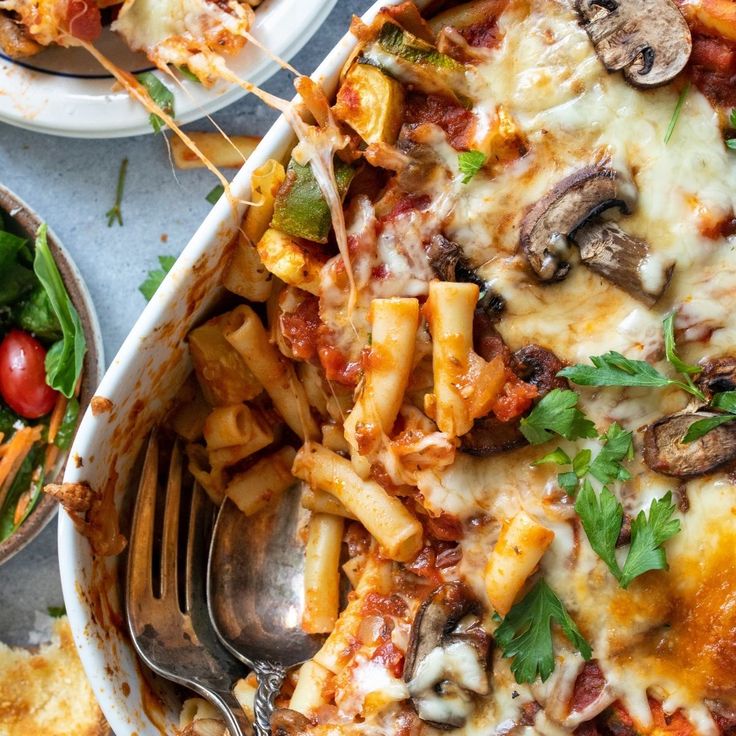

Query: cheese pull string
left=76, top=40, right=258, bottom=209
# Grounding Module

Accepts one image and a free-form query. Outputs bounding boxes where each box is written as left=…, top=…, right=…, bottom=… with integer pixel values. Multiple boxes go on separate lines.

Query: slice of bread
left=0, top=617, right=109, bottom=736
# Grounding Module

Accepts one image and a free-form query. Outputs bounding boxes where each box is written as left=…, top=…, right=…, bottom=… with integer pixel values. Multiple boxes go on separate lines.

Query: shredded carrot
left=0, top=426, right=43, bottom=508
left=44, top=444, right=60, bottom=476
left=13, top=491, right=32, bottom=526
left=47, top=394, right=68, bottom=445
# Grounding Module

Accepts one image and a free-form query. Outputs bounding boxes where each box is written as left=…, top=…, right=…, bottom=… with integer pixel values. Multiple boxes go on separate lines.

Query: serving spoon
left=208, top=484, right=324, bottom=736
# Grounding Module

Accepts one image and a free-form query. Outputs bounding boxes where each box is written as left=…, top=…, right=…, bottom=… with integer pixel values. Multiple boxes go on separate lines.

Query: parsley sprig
left=139, top=255, right=176, bottom=301
left=105, top=157, right=128, bottom=227
left=520, top=389, right=597, bottom=445
left=535, top=423, right=634, bottom=494
left=457, top=150, right=487, bottom=184
left=683, top=391, right=736, bottom=442
left=136, top=72, right=175, bottom=134
left=559, top=314, right=706, bottom=402
left=495, top=579, right=591, bottom=684
left=575, top=483, right=680, bottom=588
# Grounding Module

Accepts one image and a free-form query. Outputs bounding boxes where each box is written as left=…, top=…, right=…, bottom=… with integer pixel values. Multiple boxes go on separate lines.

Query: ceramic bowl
left=0, top=0, right=337, bottom=138
left=0, top=185, right=104, bottom=565
left=57, top=1, right=408, bottom=733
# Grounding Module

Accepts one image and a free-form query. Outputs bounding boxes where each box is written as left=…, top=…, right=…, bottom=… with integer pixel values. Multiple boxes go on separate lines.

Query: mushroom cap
left=576, top=0, right=692, bottom=88
left=519, top=167, right=629, bottom=282
left=643, top=411, right=736, bottom=477
left=697, top=357, right=736, bottom=398
left=271, top=708, right=312, bottom=736
left=403, top=582, right=478, bottom=683
left=573, top=220, right=675, bottom=305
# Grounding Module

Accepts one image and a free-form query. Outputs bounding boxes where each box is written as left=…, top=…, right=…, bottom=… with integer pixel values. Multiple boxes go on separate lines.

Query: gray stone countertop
left=0, top=0, right=371, bottom=654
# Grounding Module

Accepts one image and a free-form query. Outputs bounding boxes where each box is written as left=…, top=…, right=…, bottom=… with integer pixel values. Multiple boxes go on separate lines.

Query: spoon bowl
left=208, top=484, right=324, bottom=734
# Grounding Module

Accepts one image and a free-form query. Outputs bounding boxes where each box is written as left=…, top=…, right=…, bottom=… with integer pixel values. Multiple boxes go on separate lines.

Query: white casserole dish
left=58, top=1, right=402, bottom=733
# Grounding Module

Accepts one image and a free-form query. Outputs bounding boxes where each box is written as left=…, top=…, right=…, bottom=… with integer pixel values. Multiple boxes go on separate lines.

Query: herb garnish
left=664, top=82, right=689, bottom=145
left=457, top=150, right=487, bottom=184
left=177, top=65, right=201, bottom=83
left=575, top=483, right=680, bottom=588
left=682, top=391, right=736, bottom=442
left=206, top=184, right=224, bottom=204
left=136, top=72, right=175, bottom=134
left=726, top=109, right=736, bottom=150
left=519, top=389, right=597, bottom=445
left=533, top=422, right=633, bottom=495
left=139, top=255, right=176, bottom=301
left=495, top=579, right=592, bottom=684
left=106, top=157, right=128, bottom=227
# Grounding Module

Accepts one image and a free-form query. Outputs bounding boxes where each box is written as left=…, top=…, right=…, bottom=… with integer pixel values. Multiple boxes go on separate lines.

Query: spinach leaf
left=33, top=226, right=86, bottom=398
left=0, top=261, right=35, bottom=306
left=54, top=397, right=79, bottom=450
left=0, top=230, right=27, bottom=271
left=0, top=448, right=42, bottom=541
left=17, top=287, right=62, bottom=341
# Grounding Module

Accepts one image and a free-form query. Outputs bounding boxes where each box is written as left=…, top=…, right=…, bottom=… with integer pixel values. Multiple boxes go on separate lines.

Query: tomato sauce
left=280, top=296, right=321, bottom=361
left=492, top=371, right=539, bottom=422
left=404, top=93, right=475, bottom=150
left=570, top=661, right=606, bottom=713
left=690, top=35, right=736, bottom=108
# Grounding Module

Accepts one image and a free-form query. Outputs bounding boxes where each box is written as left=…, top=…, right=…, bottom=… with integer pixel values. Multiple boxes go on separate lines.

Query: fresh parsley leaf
left=559, top=351, right=704, bottom=400
left=34, top=226, right=86, bottom=398
left=47, top=605, right=66, bottom=618
left=533, top=447, right=571, bottom=466
left=727, top=138, right=736, bottom=151
left=106, top=157, right=128, bottom=227
left=588, top=423, right=633, bottom=484
left=662, top=313, right=699, bottom=375
left=619, top=492, right=680, bottom=588
left=206, top=184, right=224, bottom=204
left=495, top=579, right=592, bottom=684
left=712, top=391, right=736, bottom=414
left=575, top=484, right=680, bottom=589
left=682, top=413, right=736, bottom=443
left=558, top=471, right=579, bottom=495
left=664, top=82, right=689, bottom=145
left=458, top=150, right=487, bottom=184
left=139, top=255, right=176, bottom=301
left=519, top=389, right=597, bottom=445
left=136, top=72, right=175, bottom=133
left=575, top=481, right=623, bottom=579
left=572, top=448, right=592, bottom=478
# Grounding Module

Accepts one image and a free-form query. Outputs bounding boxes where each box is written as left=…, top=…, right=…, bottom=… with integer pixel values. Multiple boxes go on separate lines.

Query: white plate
left=0, top=0, right=336, bottom=138
left=58, top=1, right=404, bottom=734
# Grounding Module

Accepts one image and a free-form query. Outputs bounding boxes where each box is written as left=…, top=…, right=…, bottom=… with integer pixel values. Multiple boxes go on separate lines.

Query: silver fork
left=126, top=431, right=250, bottom=736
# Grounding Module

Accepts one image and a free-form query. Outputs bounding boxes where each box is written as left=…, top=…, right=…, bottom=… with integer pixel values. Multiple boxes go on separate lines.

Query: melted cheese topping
left=319, top=0, right=736, bottom=733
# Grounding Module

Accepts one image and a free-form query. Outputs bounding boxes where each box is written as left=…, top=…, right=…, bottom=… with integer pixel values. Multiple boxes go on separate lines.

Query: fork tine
left=159, top=441, right=183, bottom=603
left=185, top=483, right=213, bottom=614
left=127, top=430, right=159, bottom=606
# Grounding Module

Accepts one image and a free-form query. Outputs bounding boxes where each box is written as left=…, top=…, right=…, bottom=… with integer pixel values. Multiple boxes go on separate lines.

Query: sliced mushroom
left=404, top=582, right=491, bottom=729
left=427, top=234, right=483, bottom=285
left=576, top=0, right=692, bottom=88
left=643, top=412, right=736, bottom=477
left=512, top=345, right=568, bottom=396
left=461, top=414, right=527, bottom=456
left=697, top=357, right=736, bottom=398
left=520, top=167, right=629, bottom=282
left=574, top=220, right=675, bottom=306
left=427, top=234, right=506, bottom=319
left=271, top=708, right=312, bottom=736
left=521, top=167, right=673, bottom=304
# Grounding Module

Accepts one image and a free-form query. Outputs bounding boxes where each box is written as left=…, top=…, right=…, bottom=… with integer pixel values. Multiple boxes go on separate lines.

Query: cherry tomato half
left=0, top=329, right=58, bottom=419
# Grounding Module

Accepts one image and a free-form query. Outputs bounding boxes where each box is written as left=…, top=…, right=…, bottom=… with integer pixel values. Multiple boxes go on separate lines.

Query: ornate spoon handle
left=253, top=660, right=287, bottom=736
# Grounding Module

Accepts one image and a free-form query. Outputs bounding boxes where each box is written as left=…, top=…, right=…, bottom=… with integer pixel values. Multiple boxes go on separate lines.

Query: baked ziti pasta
left=162, top=0, right=736, bottom=732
